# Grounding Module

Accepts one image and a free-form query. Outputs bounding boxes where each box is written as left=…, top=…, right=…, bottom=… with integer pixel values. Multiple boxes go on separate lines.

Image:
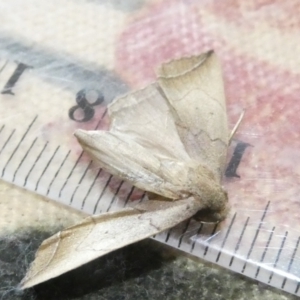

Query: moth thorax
left=189, top=164, right=229, bottom=222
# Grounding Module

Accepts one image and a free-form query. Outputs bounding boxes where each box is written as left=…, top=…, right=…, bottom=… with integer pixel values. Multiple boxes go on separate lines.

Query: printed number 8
left=69, top=89, right=104, bottom=122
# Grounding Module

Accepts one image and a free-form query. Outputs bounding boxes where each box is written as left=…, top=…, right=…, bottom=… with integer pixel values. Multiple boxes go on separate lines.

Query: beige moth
left=20, top=51, right=231, bottom=289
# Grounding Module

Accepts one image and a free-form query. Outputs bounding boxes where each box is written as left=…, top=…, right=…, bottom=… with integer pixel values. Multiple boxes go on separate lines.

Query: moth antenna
left=229, top=109, right=245, bottom=143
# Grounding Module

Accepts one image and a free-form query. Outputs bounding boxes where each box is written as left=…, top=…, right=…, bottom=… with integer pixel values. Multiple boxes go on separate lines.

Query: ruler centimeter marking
left=93, top=174, right=113, bottom=213
left=47, top=150, right=71, bottom=195
left=13, top=137, right=38, bottom=182
left=282, top=236, right=300, bottom=289
left=255, top=226, right=275, bottom=279
left=106, top=180, right=125, bottom=212
left=24, top=141, right=48, bottom=187
left=0, top=129, right=15, bottom=156
left=35, top=145, right=60, bottom=191
left=80, top=168, right=102, bottom=209
left=190, top=223, right=204, bottom=253
left=203, top=224, right=219, bottom=257
left=70, top=160, right=93, bottom=204
left=216, top=212, right=237, bottom=263
left=123, top=186, right=135, bottom=208
left=268, top=231, right=288, bottom=284
left=230, top=216, right=248, bottom=267
left=242, top=201, right=270, bottom=273
left=59, top=150, right=84, bottom=198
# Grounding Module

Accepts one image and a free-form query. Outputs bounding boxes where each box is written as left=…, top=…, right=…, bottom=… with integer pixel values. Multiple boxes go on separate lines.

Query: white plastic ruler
left=0, top=54, right=300, bottom=297
left=0, top=1, right=300, bottom=297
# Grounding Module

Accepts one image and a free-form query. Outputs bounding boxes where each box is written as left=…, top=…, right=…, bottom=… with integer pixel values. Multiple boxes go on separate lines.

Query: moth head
left=193, top=187, right=229, bottom=223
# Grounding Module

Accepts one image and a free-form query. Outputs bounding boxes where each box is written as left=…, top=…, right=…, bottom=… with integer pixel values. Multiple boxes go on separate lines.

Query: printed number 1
left=225, top=141, right=251, bottom=178
left=1, top=62, right=31, bottom=95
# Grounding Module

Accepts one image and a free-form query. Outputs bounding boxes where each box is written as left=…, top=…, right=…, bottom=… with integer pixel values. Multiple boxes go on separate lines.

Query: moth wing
left=20, top=197, right=200, bottom=289
left=157, top=51, right=228, bottom=181
left=108, top=83, right=190, bottom=162
left=75, top=129, right=192, bottom=200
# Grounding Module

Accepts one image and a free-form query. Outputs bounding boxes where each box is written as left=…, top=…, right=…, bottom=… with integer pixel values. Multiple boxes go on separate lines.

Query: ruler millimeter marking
left=2, top=115, right=37, bottom=177
left=241, top=201, right=270, bottom=273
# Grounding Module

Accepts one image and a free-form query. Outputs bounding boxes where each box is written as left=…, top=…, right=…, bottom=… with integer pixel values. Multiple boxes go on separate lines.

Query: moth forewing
left=156, top=51, right=210, bottom=78
left=75, top=129, right=192, bottom=200
left=157, top=51, right=228, bottom=180
left=20, top=198, right=200, bottom=289
left=107, top=83, right=191, bottom=162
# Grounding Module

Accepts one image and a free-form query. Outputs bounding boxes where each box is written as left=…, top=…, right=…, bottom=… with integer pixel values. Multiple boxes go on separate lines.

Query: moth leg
left=229, top=110, right=245, bottom=143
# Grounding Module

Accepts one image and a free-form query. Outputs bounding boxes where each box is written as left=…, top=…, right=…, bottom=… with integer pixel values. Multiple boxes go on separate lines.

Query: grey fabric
left=0, top=231, right=297, bottom=300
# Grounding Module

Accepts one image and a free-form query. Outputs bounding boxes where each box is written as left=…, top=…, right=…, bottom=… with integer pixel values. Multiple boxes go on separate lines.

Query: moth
left=21, top=51, right=236, bottom=289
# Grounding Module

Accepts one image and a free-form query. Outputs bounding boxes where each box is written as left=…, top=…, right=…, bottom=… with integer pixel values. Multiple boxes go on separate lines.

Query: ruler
left=1, top=0, right=300, bottom=297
